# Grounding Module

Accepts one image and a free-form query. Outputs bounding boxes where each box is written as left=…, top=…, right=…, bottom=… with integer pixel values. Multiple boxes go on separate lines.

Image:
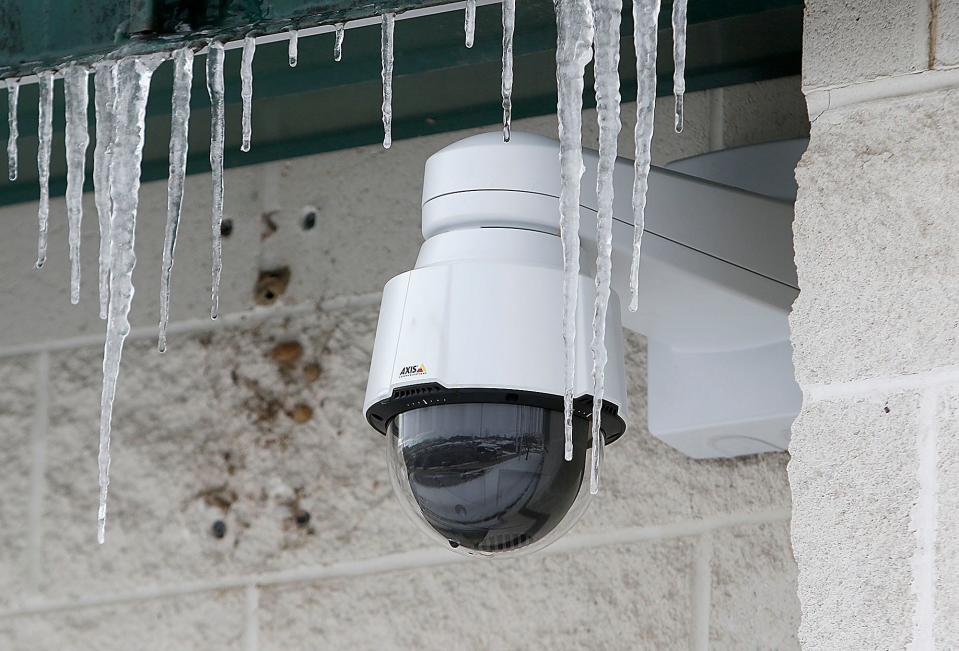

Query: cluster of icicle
left=8, top=37, right=248, bottom=543
left=555, top=0, right=687, bottom=494
left=10, top=55, right=172, bottom=544
left=2, top=46, right=222, bottom=544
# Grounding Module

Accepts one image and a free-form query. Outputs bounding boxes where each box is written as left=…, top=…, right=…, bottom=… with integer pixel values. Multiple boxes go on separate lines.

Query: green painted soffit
left=0, top=0, right=801, bottom=207
left=0, top=0, right=453, bottom=76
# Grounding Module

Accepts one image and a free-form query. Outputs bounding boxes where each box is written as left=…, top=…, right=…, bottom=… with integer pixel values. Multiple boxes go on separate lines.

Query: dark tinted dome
left=389, top=403, right=589, bottom=553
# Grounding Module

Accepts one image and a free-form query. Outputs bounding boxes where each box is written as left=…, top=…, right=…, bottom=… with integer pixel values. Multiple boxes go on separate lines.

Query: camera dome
left=386, top=402, right=597, bottom=557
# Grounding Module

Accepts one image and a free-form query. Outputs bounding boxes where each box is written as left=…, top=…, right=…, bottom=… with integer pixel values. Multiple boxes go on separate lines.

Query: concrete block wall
left=791, top=1, right=959, bottom=648
left=0, top=76, right=806, bottom=650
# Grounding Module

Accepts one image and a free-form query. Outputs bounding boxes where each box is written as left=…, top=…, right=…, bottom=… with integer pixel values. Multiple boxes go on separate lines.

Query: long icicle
left=381, top=13, right=395, bottom=149
left=207, top=42, right=226, bottom=320
left=158, top=48, right=194, bottom=353
left=93, top=62, right=118, bottom=320
left=98, top=55, right=162, bottom=545
left=587, top=0, right=622, bottom=494
left=288, top=30, right=298, bottom=67
left=554, top=0, right=594, bottom=461
left=64, top=66, right=91, bottom=305
left=671, top=0, right=687, bottom=133
left=501, top=0, right=516, bottom=141
left=465, top=0, right=477, bottom=48
left=240, top=36, right=256, bottom=152
left=7, top=79, right=18, bottom=182
left=628, top=0, right=660, bottom=312
left=334, top=23, right=345, bottom=61
left=35, top=71, right=54, bottom=269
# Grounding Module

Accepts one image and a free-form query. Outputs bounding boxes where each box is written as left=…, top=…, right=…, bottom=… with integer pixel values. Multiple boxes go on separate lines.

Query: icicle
left=288, top=30, right=298, bottom=67
left=501, top=0, right=515, bottom=141
left=240, top=36, right=256, bottom=152
left=671, top=0, right=687, bottom=133
left=35, top=71, right=54, bottom=270
left=207, top=42, right=226, bottom=320
left=64, top=66, right=90, bottom=306
left=334, top=23, right=345, bottom=62
left=381, top=14, right=395, bottom=150
left=93, top=62, right=118, bottom=320
left=587, top=0, right=622, bottom=494
left=628, top=0, right=660, bottom=312
left=554, top=0, right=594, bottom=461
left=7, top=79, right=18, bottom=182
left=99, top=55, right=162, bottom=545
left=465, top=0, right=476, bottom=48
left=158, top=48, right=194, bottom=354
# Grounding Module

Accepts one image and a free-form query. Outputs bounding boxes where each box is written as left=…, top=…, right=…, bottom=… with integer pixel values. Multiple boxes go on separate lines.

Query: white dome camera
left=364, top=132, right=803, bottom=557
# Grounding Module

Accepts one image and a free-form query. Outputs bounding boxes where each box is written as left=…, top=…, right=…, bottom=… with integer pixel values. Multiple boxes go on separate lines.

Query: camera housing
left=364, top=222, right=627, bottom=556
left=364, top=132, right=802, bottom=556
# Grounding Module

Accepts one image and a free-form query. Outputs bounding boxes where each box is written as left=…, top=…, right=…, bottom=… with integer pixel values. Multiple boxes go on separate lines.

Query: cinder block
left=789, top=392, right=919, bottom=649
left=720, top=77, right=809, bottom=149
left=0, top=590, right=244, bottom=651
left=0, top=355, right=37, bottom=609
left=0, top=131, right=427, bottom=349
left=791, top=87, right=959, bottom=384
left=580, top=93, right=713, bottom=166
left=259, top=538, right=693, bottom=651
left=38, top=306, right=422, bottom=601
left=0, top=164, right=266, bottom=349
left=933, top=3, right=959, bottom=68
left=710, top=522, right=799, bottom=650
left=256, top=136, right=438, bottom=304
left=648, top=92, right=712, bottom=164
left=937, top=387, right=959, bottom=645
left=803, top=0, right=927, bottom=90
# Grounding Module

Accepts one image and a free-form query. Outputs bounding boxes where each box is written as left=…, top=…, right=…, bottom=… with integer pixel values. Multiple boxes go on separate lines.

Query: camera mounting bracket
left=366, top=132, right=803, bottom=459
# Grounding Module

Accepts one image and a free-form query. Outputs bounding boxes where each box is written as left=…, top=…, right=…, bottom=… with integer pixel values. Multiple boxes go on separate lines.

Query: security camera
left=364, top=132, right=803, bottom=556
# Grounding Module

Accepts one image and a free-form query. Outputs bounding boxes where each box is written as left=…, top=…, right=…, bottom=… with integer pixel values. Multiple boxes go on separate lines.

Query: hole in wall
left=254, top=266, right=291, bottom=306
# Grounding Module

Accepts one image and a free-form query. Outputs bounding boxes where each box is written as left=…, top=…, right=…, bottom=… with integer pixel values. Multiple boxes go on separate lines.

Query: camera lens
left=386, top=402, right=596, bottom=556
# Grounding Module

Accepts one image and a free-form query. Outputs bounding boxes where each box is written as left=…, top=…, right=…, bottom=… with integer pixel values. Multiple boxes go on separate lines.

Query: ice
left=240, top=36, right=255, bottom=152
left=501, top=0, right=515, bottom=141
left=288, top=30, right=298, bottom=67
left=671, top=0, right=687, bottom=133
left=587, top=0, right=622, bottom=494
left=554, top=0, right=594, bottom=460
left=158, top=48, right=194, bottom=353
left=465, top=0, right=476, bottom=48
left=35, top=71, right=54, bottom=270
left=207, top=41, right=226, bottom=320
left=93, top=62, right=118, bottom=320
left=98, top=55, right=162, bottom=545
left=381, top=13, right=395, bottom=149
left=628, top=0, right=660, bottom=312
left=64, top=66, right=90, bottom=305
left=334, top=23, right=345, bottom=61
left=6, top=79, right=18, bottom=182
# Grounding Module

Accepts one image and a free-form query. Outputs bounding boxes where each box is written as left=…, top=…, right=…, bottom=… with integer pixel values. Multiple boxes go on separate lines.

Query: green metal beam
left=0, top=0, right=457, bottom=78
